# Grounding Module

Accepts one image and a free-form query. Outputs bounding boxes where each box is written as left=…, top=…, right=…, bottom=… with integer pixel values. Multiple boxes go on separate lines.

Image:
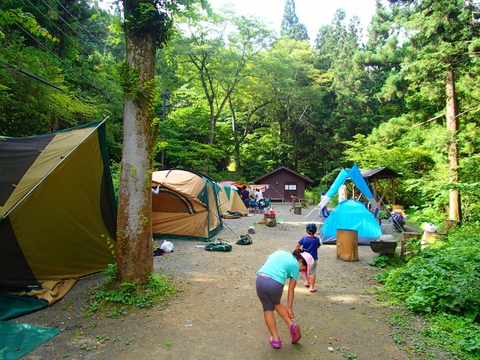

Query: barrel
left=336, top=229, right=358, bottom=261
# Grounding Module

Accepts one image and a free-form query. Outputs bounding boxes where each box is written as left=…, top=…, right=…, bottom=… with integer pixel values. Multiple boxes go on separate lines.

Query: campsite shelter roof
left=252, top=165, right=314, bottom=184
left=252, top=166, right=313, bottom=201
left=346, top=167, right=401, bottom=207
left=360, top=167, right=401, bottom=180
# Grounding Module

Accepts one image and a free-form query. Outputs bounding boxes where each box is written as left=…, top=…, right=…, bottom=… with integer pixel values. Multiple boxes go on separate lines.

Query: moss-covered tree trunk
left=116, top=0, right=158, bottom=284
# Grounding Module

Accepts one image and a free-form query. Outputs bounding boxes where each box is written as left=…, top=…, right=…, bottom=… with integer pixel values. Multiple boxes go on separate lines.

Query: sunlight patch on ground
left=325, top=294, right=360, bottom=303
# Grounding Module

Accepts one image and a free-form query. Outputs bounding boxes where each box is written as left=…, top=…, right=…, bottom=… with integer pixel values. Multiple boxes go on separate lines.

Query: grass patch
left=83, top=264, right=177, bottom=317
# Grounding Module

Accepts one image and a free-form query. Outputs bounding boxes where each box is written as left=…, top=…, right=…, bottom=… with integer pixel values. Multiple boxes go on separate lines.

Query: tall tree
left=171, top=9, right=275, bottom=146
left=117, top=0, right=203, bottom=285
left=388, top=0, right=480, bottom=222
left=280, top=0, right=309, bottom=41
left=237, top=38, right=326, bottom=178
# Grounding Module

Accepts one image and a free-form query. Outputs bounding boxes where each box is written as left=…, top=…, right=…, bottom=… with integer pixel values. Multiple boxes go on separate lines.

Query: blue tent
left=320, top=200, right=382, bottom=245
left=318, top=164, right=380, bottom=212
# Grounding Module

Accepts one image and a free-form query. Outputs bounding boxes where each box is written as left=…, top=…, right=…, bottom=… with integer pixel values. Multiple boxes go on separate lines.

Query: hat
left=306, top=223, right=317, bottom=234
left=299, top=252, right=314, bottom=280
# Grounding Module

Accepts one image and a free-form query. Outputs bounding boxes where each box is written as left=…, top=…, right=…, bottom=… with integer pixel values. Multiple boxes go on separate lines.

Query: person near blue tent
left=294, top=223, right=321, bottom=293
left=317, top=191, right=329, bottom=218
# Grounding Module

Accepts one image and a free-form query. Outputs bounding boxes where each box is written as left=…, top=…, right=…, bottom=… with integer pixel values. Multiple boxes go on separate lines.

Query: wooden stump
left=264, top=214, right=276, bottom=227
left=293, top=205, right=302, bottom=215
left=401, top=232, right=421, bottom=260
left=336, top=229, right=358, bottom=261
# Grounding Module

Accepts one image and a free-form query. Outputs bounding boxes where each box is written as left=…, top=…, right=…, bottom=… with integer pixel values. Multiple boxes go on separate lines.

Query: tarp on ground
left=320, top=200, right=383, bottom=245
left=0, top=291, right=48, bottom=321
left=0, top=320, right=61, bottom=360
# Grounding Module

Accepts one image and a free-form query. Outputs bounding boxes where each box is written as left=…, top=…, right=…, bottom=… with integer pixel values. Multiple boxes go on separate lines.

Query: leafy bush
left=369, top=254, right=403, bottom=269
left=424, top=313, right=480, bottom=359
left=84, top=264, right=177, bottom=317
left=380, top=223, right=480, bottom=319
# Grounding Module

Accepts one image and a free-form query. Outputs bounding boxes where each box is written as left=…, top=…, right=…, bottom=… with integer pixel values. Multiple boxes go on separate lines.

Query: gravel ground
left=16, top=203, right=437, bottom=360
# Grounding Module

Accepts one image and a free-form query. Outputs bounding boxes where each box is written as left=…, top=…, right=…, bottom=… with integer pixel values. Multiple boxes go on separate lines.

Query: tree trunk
left=229, top=100, right=241, bottom=178
left=116, top=1, right=157, bottom=284
left=445, top=68, right=461, bottom=222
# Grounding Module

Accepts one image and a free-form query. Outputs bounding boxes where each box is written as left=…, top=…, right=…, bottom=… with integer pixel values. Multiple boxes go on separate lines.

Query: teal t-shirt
left=258, top=250, right=300, bottom=285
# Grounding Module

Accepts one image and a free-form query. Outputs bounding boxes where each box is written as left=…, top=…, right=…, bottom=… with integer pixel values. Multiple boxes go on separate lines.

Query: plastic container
left=269, top=208, right=275, bottom=215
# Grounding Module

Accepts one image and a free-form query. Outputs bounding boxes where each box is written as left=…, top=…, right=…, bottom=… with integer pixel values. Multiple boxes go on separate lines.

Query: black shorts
left=255, top=274, right=284, bottom=311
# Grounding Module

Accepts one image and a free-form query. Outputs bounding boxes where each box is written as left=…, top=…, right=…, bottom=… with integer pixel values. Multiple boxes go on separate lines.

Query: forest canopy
left=1, top=0, right=479, bottom=223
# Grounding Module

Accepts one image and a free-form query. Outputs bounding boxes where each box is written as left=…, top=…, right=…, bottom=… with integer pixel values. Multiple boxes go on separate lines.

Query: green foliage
left=381, top=223, right=480, bottom=320
left=280, top=0, right=309, bottom=41
left=423, top=313, right=480, bottom=359
left=84, top=264, right=177, bottom=317
left=0, top=8, right=57, bottom=41
left=402, top=236, right=422, bottom=260
left=369, top=254, right=403, bottom=269
left=369, top=255, right=390, bottom=268
left=339, top=347, right=358, bottom=359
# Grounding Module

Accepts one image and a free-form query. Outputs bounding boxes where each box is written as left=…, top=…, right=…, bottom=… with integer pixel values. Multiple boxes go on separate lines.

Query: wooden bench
left=438, top=220, right=457, bottom=236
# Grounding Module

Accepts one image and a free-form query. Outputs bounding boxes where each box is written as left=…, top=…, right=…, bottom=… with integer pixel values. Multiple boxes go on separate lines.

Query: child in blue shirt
left=295, top=223, right=321, bottom=292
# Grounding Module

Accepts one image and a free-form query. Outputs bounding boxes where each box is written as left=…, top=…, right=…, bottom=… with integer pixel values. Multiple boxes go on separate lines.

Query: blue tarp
left=0, top=291, right=48, bottom=321
left=0, top=321, right=60, bottom=360
left=320, top=200, right=383, bottom=245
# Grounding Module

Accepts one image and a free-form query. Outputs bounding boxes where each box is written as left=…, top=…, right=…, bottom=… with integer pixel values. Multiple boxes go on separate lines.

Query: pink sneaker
left=290, top=323, right=301, bottom=344
left=269, top=337, right=281, bottom=349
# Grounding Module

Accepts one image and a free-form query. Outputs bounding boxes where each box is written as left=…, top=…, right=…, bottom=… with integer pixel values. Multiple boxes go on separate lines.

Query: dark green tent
left=0, top=120, right=117, bottom=287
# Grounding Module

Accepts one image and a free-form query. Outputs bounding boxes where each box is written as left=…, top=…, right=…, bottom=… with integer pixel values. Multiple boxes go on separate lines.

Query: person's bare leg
left=263, top=311, right=280, bottom=340
left=274, top=302, right=293, bottom=328
left=309, top=274, right=317, bottom=291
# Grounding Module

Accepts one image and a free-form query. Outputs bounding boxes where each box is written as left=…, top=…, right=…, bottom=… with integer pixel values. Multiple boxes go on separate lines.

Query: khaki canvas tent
left=216, top=183, right=248, bottom=216
left=0, top=121, right=117, bottom=287
left=152, top=169, right=223, bottom=241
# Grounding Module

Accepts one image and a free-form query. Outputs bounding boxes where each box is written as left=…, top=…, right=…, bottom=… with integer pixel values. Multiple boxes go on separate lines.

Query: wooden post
left=401, top=232, right=421, bottom=260
left=336, top=229, right=358, bottom=261
left=263, top=213, right=276, bottom=227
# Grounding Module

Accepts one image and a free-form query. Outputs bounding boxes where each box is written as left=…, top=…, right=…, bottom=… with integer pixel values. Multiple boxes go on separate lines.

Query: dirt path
left=18, top=204, right=412, bottom=360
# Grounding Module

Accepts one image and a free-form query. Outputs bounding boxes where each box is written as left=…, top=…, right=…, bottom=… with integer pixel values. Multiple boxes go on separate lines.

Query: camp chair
left=257, top=198, right=266, bottom=210
left=263, top=199, right=271, bottom=208
left=248, top=199, right=257, bottom=213
left=321, top=207, right=330, bottom=219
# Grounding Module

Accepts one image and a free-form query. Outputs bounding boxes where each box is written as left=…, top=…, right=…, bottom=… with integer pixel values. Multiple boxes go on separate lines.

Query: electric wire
left=54, top=0, right=109, bottom=52
left=11, top=21, right=115, bottom=101
left=0, top=58, right=62, bottom=91
left=2, top=1, right=121, bottom=101
left=25, top=0, right=92, bottom=56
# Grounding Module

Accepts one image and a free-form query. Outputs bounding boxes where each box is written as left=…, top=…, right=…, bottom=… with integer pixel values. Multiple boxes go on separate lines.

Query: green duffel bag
left=204, top=241, right=232, bottom=252
left=236, top=234, right=252, bottom=245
